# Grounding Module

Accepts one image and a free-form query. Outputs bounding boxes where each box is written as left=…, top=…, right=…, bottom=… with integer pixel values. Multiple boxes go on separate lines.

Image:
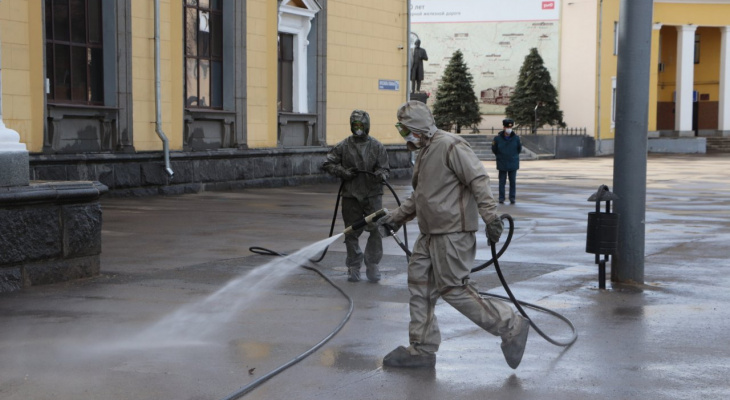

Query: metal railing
left=470, top=126, right=588, bottom=136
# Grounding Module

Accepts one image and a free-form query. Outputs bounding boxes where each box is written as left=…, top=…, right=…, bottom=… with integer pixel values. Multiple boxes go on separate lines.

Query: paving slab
left=1, top=154, right=729, bottom=400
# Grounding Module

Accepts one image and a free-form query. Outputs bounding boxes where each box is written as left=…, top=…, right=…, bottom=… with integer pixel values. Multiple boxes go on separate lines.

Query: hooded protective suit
left=322, top=110, right=390, bottom=282
left=384, top=101, right=526, bottom=363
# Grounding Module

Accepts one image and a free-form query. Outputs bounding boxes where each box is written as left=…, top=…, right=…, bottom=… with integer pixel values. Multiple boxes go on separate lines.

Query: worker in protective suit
left=378, top=101, right=530, bottom=369
left=322, top=109, right=390, bottom=283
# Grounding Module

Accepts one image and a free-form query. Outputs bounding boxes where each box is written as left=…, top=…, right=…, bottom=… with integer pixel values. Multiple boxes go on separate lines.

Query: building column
left=675, top=25, right=697, bottom=136
left=0, top=0, right=30, bottom=187
left=719, top=26, right=730, bottom=136
left=648, top=23, right=662, bottom=134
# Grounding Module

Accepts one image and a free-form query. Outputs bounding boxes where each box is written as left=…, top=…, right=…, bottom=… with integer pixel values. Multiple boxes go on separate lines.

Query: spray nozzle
left=343, top=208, right=388, bottom=235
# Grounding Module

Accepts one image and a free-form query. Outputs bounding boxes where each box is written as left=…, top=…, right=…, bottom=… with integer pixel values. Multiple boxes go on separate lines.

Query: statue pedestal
left=411, top=92, right=429, bottom=104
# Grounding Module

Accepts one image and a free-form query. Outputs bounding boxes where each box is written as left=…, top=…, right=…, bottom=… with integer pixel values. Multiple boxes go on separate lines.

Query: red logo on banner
left=542, top=1, right=555, bottom=9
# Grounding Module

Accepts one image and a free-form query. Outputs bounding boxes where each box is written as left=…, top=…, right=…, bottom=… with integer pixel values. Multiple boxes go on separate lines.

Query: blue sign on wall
left=378, top=80, right=400, bottom=91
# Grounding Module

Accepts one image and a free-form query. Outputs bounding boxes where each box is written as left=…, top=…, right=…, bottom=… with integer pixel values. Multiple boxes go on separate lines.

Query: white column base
left=0, top=121, right=30, bottom=187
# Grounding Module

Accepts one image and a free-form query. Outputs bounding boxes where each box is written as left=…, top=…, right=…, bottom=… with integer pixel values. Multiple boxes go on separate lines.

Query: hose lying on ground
left=232, top=186, right=576, bottom=398
left=480, top=214, right=578, bottom=347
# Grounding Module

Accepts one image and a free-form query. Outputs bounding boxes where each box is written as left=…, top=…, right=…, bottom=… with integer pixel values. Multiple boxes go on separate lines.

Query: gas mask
left=395, top=122, right=422, bottom=148
left=352, top=122, right=366, bottom=136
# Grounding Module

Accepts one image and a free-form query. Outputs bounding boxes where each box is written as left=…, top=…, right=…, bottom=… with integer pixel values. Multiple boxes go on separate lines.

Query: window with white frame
left=278, top=0, right=320, bottom=114
left=611, top=76, right=617, bottom=129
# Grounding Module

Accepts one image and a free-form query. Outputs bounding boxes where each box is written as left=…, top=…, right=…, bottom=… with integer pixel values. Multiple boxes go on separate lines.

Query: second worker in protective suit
left=322, top=109, right=390, bottom=283
left=379, top=101, right=530, bottom=369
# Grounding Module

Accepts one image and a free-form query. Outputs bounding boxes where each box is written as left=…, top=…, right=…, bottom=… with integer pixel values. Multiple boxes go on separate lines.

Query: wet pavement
left=1, top=154, right=729, bottom=400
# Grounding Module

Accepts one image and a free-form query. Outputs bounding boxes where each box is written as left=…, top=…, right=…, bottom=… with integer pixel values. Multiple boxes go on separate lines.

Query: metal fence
left=472, top=126, right=588, bottom=136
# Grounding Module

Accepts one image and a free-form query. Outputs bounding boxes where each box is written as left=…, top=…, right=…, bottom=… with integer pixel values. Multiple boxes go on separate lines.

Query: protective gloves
left=340, top=166, right=358, bottom=181
left=486, top=217, right=504, bottom=244
left=377, top=213, right=402, bottom=238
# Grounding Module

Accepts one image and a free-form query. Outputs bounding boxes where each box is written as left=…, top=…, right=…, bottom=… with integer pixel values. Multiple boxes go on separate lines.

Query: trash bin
left=586, top=185, right=619, bottom=289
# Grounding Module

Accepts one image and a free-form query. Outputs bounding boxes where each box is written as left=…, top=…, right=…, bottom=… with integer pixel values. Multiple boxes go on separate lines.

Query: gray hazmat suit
left=387, top=101, right=522, bottom=356
left=322, top=110, right=390, bottom=282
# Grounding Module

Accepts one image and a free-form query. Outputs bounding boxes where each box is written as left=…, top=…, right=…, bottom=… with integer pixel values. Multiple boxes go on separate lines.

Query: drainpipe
left=154, top=0, right=174, bottom=178
left=596, top=0, right=603, bottom=154
left=406, top=0, right=411, bottom=101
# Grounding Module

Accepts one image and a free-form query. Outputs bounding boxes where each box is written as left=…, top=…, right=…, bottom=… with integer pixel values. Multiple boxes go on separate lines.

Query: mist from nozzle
left=120, top=233, right=345, bottom=348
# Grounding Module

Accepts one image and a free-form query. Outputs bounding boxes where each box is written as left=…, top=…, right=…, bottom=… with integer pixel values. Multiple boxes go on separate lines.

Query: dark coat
left=410, top=47, right=428, bottom=81
left=491, top=131, right=522, bottom=171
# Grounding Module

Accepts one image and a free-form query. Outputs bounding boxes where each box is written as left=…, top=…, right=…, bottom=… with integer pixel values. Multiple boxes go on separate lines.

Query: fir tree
left=432, top=50, right=481, bottom=133
left=506, top=48, right=566, bottom=133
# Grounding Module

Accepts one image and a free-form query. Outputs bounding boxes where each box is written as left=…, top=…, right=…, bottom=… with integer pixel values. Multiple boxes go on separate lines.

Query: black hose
left=474, top=214, right=577, bottom=347
left=471, top=214, right=514, bottom=273
left=238, top=172, right=409, bottom=398
left=352, top=170, right=409, bottom=255
left=296, top=171, right=408, bottom=263
left=239, top=179, right=577, bottom=399
left=307, top=180, right=345, bottom=263
left=219, top=247, right=354, bottom=400
left=382, top=213, right=577, bottom=347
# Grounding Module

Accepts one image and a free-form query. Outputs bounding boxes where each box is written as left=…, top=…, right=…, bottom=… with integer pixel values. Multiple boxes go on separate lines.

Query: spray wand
left=343, top=208, right=388, bottom=235
left=342, top=208, right=412, bottom=258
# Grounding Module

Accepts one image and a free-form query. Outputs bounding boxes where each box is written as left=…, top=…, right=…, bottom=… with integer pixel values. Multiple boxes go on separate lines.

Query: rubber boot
left=347, top=267, right=361, bottom=282
left=500, top=315, right=530, bottom=369
left=383, top=346, right=436, bottom=368
left=365, top=264, right=381, bottom=283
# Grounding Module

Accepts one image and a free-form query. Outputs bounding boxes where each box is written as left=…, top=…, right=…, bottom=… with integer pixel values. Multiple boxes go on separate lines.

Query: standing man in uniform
left=322, top=109, right=390, bottom=283
left=491, top=118, right=522, bottom=204
left=379, top=101, right=529, bottom=369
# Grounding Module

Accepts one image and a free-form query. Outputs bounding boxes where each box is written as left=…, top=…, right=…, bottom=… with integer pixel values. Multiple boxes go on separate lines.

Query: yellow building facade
left=0, top=0, right=411, bottom=194
left=593, top=0, right=730, bottom=152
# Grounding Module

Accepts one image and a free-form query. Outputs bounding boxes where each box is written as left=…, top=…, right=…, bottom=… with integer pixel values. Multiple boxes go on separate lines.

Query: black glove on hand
left=486, top=217, right=504, bottom=244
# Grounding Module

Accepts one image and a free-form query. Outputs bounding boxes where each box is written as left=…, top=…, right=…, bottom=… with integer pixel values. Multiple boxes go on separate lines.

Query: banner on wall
left=411, top=0, right=561, bottom=114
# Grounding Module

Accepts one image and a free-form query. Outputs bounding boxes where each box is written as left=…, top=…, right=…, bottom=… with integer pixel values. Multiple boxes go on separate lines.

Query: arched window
left=278, top=0, right=320, bottom=114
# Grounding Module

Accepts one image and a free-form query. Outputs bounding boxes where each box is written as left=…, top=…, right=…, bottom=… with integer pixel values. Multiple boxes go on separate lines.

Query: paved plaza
left=1, top=154, right=729, bottom=400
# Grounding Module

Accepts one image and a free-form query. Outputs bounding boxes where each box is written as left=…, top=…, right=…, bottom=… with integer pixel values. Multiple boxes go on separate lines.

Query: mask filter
left=396, top=123, right=421, bottom=148
left=351, top=121, right=366, bottom=136
left=403, top=133, right=422, bottom=148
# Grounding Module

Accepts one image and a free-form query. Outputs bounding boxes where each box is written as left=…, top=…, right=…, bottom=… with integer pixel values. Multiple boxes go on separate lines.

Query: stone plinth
left=0, top=150, right=29, bottom=187
left=0, top=181, right=107, bottom=292
left=411, top=92, right=429, bottom=104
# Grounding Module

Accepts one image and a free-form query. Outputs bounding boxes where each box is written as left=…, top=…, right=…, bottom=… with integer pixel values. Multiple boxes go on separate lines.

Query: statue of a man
left=410, top=39, right=428, bottom=93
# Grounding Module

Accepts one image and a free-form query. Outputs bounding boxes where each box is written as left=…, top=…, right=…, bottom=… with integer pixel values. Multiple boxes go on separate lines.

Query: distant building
left=561, top=0, right=730, bottom=154
left=411, top=0, right=730, bottom=155
left=481, top=86, right=513, bottom=105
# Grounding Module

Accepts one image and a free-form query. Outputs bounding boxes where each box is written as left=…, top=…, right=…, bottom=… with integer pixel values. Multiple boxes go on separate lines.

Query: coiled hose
left=391, top=213, right=578, bottom=348
left=229, top=179, right=576, bottom=400
left=480, top=215, right=578, bottom=347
